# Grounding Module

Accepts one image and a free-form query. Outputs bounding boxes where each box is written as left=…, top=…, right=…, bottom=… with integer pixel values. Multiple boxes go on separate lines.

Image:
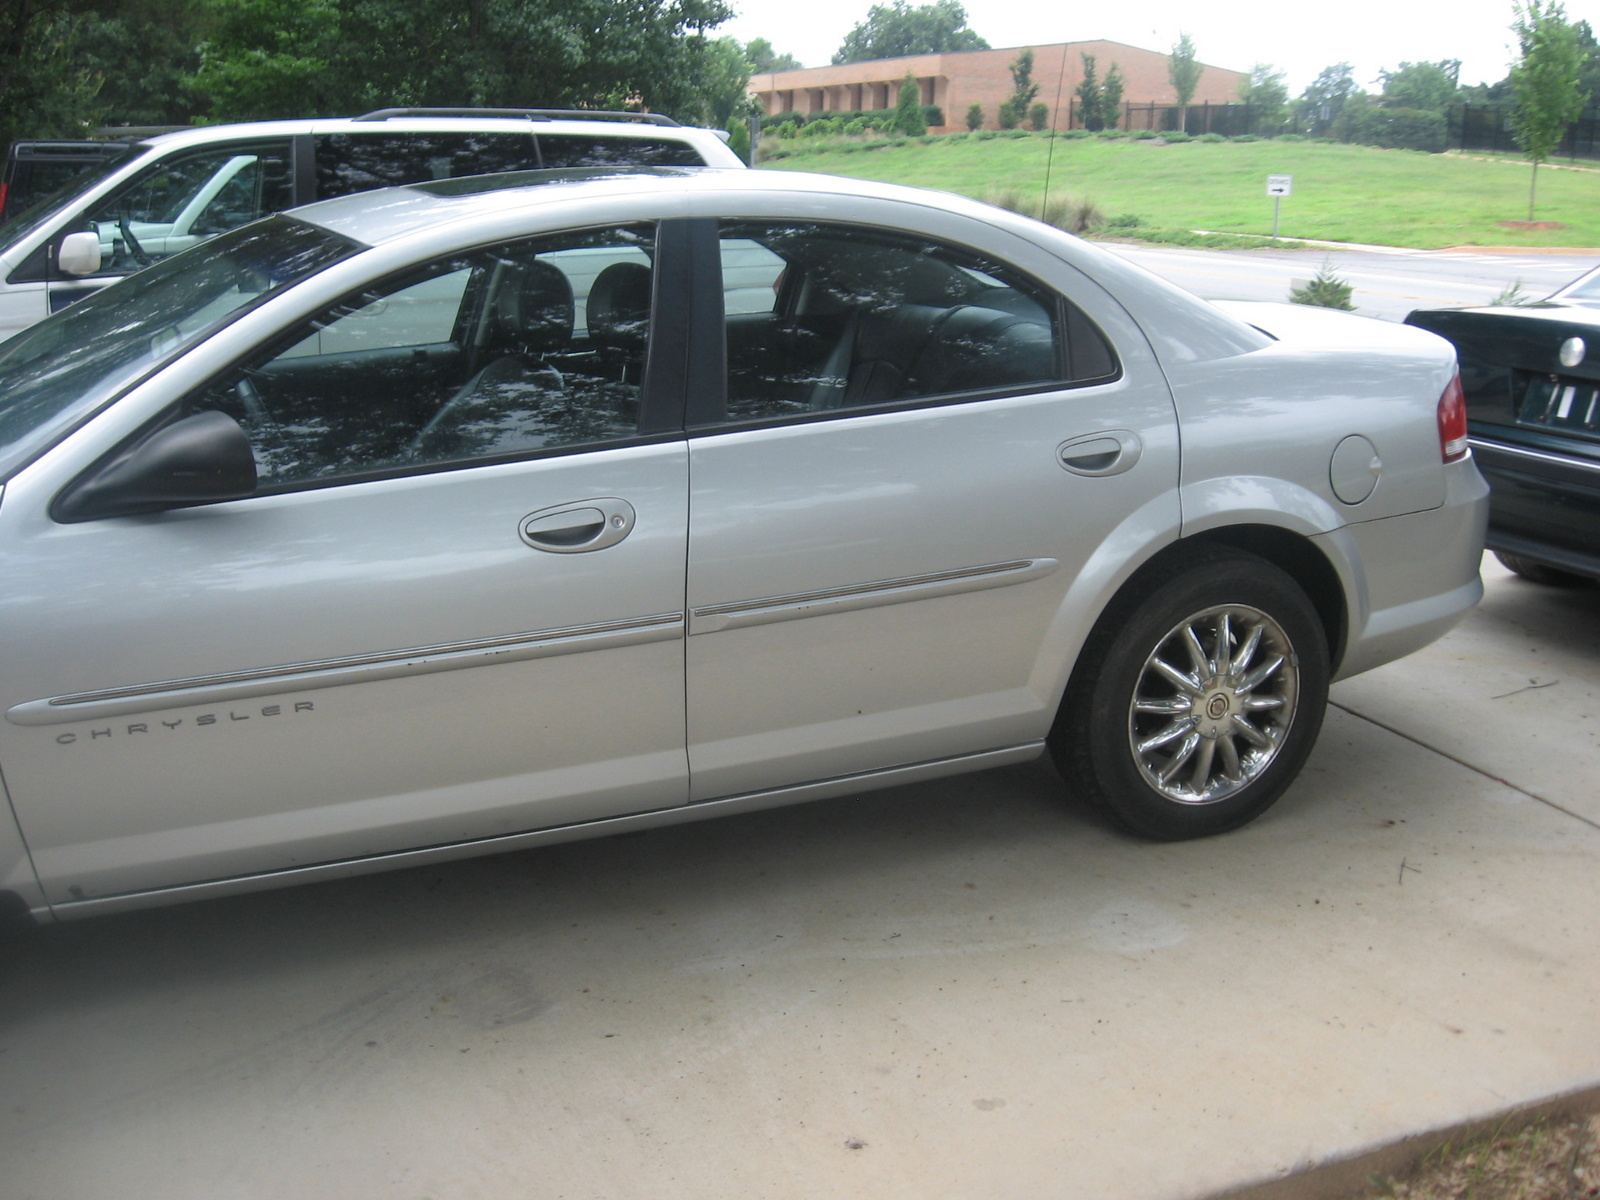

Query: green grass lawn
left=756, top=134, right=1600, bottom=250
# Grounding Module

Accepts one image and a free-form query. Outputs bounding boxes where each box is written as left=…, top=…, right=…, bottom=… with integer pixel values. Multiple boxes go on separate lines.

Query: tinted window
left=315, top=133, right=542, bottom=199
left=76, top=141, right=295, bottom=277
left=187, top=225, right=656, bottom=488
left=713, top=222, right=1112, bottom=424
left=537, top=135, right=704, bottom=168
left=0, top=217, right=355, bottom=482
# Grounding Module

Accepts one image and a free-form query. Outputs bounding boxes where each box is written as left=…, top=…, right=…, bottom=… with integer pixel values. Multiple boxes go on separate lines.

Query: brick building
left=749, top=41, right=1246, bottom=133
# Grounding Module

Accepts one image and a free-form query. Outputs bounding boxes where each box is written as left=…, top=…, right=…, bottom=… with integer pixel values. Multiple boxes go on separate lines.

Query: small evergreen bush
left=1290, top=262, right=1356, bottom=310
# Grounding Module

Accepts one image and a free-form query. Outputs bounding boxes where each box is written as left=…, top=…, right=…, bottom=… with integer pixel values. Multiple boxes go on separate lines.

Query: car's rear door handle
left=1058, top=430, right=1143, bottom=477
left=519, top=498, right=636, bottom=553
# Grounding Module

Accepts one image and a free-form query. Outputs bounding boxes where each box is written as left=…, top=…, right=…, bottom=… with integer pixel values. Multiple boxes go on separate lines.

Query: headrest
left=496, top=259, right=574, bottom=355
left=586, top=261, right=652, bottom=349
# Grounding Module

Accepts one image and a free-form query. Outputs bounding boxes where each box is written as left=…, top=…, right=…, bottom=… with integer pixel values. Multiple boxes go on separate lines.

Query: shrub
left=1229, top=134, right=1258, bottom=142
left=845, top=116, right=871, bottom=135
left=1197, top=132, right=1226, bottom=142
left=1290, top=262, right=1356, bottom=310
left=726, top=119, right=750, bottom=163
left=1274, top=132, right=1307, bottom=142
left=1028, top=103, right=1049, bottom=131
left=1096, top=129, right=1128, bottom=139
left=1489, top=279, right=1535, bottom=306
left=1334, top=105, right=1446, bottom=153
left=1132, top=128, right=1160, bottom=140
left=1002, top=128, right=1030, bottom=138
left=1105, top=213, right=1143, bottom=228
left=966, top=102, right=984, bottom=131
left=1163, top=130, right=1192, bottom=143
left=975, top=129, right=998, bottom=140
left=775, top=121, right=799, bottom=140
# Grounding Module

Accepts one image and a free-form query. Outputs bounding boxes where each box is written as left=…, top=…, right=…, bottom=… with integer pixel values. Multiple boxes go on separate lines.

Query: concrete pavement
left=1, top=557, right=1597, bottom=1200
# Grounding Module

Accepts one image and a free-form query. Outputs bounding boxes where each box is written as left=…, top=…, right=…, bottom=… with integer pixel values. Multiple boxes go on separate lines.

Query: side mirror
left=57, top=230, right=104, bottom=277
left=53, top=410, right=258, bottom=523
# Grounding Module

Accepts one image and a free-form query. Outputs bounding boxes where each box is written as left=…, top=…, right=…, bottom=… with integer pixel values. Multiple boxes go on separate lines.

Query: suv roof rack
left=353, top=108, right=680, bottom=127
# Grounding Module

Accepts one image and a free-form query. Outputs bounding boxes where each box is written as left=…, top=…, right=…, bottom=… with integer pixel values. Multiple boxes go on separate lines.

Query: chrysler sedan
left=0, top=168, right=1488, bottom=922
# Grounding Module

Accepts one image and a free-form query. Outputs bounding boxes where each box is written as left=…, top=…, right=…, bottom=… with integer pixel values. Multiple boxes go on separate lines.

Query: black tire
left=1050, top=547, right=1330, bottom=840
left=1493, top=551, right=1592, bottom=588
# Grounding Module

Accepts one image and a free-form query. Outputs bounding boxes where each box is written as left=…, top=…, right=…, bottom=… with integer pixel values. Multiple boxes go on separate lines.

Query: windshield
left=0, top=216, right=359, bottom=481
left=1553, top=265, right=1600, bottom=307
left=0, top=144, right=144, bottom=260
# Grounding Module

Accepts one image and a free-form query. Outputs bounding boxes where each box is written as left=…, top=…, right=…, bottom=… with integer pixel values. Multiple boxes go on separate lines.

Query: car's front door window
left=80, top=141, right=295, bottom=274
left=186, top=225, right=657, bottom=487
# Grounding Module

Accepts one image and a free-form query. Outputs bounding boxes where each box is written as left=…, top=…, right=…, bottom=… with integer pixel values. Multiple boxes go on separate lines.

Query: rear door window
left=314, top=133, right=542, bottom=199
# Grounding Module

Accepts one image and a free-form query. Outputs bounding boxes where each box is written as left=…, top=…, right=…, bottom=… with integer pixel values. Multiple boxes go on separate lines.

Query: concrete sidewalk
left=1, top=557, right=1597, bottom=1199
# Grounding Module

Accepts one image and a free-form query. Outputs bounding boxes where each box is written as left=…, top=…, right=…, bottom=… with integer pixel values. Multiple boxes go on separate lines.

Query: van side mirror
left=53, top=410, right=258, bottom=523
left=57, top=230, right=104, bottom=277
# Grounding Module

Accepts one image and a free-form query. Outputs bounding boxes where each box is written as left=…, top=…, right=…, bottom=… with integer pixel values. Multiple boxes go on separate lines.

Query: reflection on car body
left=0, top=168, right=1488, bottom=924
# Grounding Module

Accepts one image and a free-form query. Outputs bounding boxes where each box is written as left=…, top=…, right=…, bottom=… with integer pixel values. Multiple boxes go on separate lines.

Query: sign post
left=1266, top=174, right=1292, bottom=239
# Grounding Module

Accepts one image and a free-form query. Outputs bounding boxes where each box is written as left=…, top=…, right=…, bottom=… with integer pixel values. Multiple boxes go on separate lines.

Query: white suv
left=0, top=108, right=743, bottom=340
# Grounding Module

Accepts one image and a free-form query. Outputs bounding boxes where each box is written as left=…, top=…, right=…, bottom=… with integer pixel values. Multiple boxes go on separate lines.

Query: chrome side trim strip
left=688, top=558, right=1059, bottom=635
left=6, top=612, right=685, bottom=727
left=1470, top=437, right=1600, bottom=477
left=44, top=741, right=1046, bottom=919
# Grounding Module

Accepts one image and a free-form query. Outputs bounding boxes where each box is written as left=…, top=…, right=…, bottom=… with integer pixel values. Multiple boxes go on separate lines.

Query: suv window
left=315, top=133, right=541, bottom=198
left=537, top=135, right=704, bottom=168
left=75, top=141, right=295, bottom=278
left=713, top=222, right=1114, bottom=424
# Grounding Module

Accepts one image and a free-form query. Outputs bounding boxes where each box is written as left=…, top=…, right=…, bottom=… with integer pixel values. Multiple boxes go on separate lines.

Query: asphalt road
left=1105, top=242, right=1599, bottom=321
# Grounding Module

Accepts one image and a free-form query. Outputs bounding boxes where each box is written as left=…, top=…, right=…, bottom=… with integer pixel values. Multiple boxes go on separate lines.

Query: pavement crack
left=1329, top=700, right=1600, bottom=833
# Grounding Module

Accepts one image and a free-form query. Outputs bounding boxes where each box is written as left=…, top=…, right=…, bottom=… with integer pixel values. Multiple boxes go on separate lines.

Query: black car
left=1407, top=272, right=1600, bottom=585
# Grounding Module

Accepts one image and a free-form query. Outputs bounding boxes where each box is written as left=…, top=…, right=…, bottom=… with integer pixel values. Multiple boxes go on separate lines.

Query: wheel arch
left=1057, top=526, right=1349, bottom=713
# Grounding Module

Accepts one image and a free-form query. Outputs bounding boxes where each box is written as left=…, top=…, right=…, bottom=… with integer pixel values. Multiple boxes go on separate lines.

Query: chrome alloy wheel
left=1127, top=603, right=1300, bottom=805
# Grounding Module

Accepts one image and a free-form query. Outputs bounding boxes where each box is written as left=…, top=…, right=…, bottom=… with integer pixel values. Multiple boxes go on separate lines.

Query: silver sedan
left=0, top=167, right=1489, bottom=922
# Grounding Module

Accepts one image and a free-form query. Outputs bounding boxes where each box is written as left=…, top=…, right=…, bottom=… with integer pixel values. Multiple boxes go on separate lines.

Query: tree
left=1237, top=63, right=1290, bottom=134
left=0, top=1, right=107, bottom=150
left=1075, top=53, right=1102, bottom=130
left=1168, top=32, right=1201, bottom=132
left=1298, top=62, right=1358, bottom=136
left=745, top=36, right=801, bottom=72
left=832, top=0, right=987, bottom=65
left=997, top=48, right=1040, bottom=130
left=692, top=36, right=755, bottom=127
left=1028, top=102, right=1047, bottom=130
left=965, top=101, right=983, bottom=130
left=194, top=0, right=735, bottom=124
left=1101, top=61, right=1124, bottom=130
left=1379, top=60, right=1460, bottom=112
left=1510, top=0, right=1587, bottom=219
left=893, top=72, right=926, bottom=134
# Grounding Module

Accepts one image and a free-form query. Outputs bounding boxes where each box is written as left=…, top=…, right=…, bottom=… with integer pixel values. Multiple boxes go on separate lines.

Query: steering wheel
left=234, top=373, right=276, bottom=434
left=118, top=216, right=152, bottom=267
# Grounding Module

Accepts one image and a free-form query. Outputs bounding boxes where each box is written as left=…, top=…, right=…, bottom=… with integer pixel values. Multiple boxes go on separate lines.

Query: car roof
left=134, top=114, right=732, bottom=154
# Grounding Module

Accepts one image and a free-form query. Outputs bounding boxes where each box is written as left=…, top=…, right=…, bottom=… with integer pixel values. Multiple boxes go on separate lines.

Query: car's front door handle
left=1057, top=430, right=1144, bottom=477
left=519, top=498, right=636, bottom=553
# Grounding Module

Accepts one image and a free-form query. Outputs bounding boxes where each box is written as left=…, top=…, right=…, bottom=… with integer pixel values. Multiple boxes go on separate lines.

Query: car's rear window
left=0, top=216, right=358, bottom=482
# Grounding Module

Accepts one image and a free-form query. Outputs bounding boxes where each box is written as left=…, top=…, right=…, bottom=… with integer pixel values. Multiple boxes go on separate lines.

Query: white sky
left=719, top=0, right=1552, bottom=93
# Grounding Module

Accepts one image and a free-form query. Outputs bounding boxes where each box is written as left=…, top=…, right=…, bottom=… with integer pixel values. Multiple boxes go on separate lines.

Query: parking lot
left=0, top=553, right=1595, bottom=1200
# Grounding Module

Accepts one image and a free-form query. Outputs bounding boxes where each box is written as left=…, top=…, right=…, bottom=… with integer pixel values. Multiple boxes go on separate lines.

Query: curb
left=1198, top=1083, right=1600, bottom=1200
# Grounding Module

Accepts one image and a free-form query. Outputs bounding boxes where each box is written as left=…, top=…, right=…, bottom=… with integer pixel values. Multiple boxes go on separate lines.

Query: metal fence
left=1448, top=104, right=1600, bottom=161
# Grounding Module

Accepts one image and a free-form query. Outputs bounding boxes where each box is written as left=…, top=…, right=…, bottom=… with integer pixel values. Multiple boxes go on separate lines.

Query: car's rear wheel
left=1493, top=550, right=1592, bottom=587
left=1051, top=548, right=1329, bottom=840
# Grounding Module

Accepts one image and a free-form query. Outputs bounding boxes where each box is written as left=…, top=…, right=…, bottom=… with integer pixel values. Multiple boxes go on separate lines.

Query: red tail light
left=1437, top=373, right=1469, bottom=462
left=0, top=181, right=8, bottom=221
